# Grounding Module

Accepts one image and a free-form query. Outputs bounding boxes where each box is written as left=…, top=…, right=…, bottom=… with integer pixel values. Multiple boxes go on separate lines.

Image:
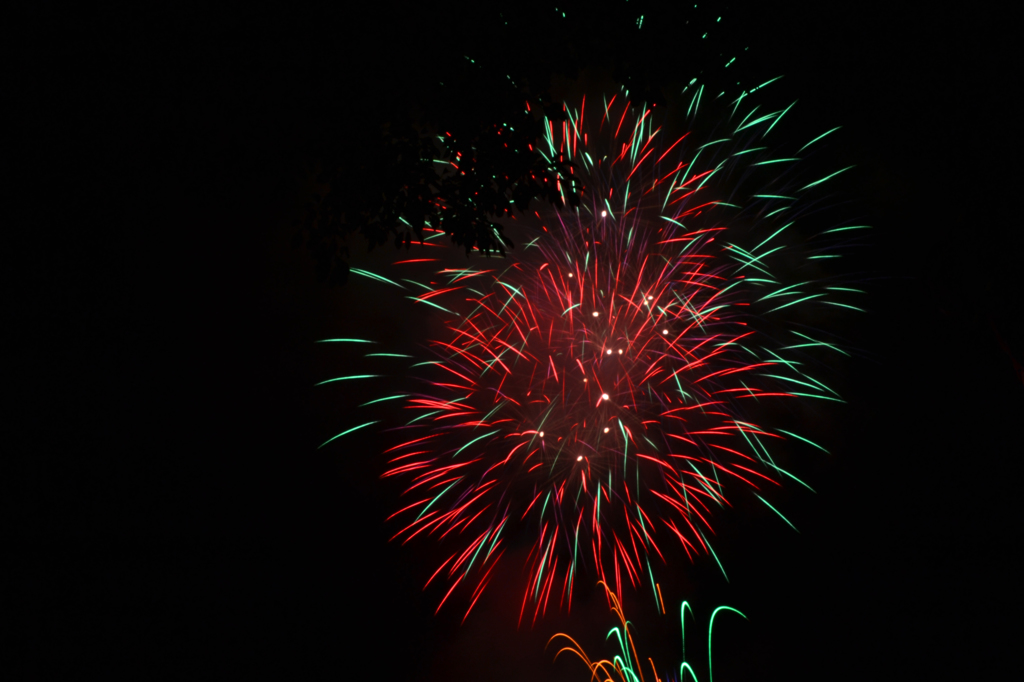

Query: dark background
left=7, top=2, right=1022, bottom=679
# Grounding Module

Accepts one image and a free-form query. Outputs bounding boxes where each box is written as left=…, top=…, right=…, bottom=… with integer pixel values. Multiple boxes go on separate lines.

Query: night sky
left=9, top=2, right=1022, bottom=679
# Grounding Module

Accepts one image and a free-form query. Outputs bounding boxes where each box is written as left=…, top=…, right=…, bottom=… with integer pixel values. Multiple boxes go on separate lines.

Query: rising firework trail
left=549, top=581, right=746, bottom=682
left=320, top=82, right=864, bottom=622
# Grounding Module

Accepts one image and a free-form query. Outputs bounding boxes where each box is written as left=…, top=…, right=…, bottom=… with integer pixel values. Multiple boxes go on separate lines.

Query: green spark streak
left=534, top=533, right=554, bottom=600
left=316, top=375, right=379, bottom=386
left=452, top=429, right=500, bottom=458
left=480, top=348, right=512, bottom=376
left=548, top=436, right=571, bottom=475
left=700, top=531, right=729, bottom=582
left=711, top=278, right=747, bottom=301
left=799, top=165, right=854, bottom=191
left=402, top=279, right=433, bottom=292
left=709, top=607, right=747, bottom=682
left=801, top=373, right=841, bottom=396
left=316, top=338, right=376, bottom=344
left=756, top=280, right=812, bottom=302
left=351, top=268, right=406, bottom=289
left=733, top=421, right=776, bottom=466
left=677, top=147, right=704, bottom=187
left=539, top=490, right=552, bottom=523
left=823, top=301, right=866, bottom=312
left=567, top=111, right=584, bottom=157
left=751, top=221, right=794, bottom=252
left=750, top=157, right=800, bottom=166
left=738, top=380, right=760, bottom=401
left=698, top=138, right=730, bottom=150
left=729, top=243, right=783, bottom=276
left=735, top=111, right=778, bottom=134
left=749, top=75, right=783, bottom=93
left=460, top=526, right=494, bottom=579
left=776, top=428, right=831, bottom=454
left=729, top=89, right=748, bottom=120
left=478, top=400, right=508, bottom=426
left=359, top=394, right=409, bottom=407
left=767, top=461, right=816, bottom=491
left=647, top=559, right=660, bottom=610
left=444, top=266, right=479, bottom=278
left=674, top=373, right=692, bottom=401
left=753, top=493, right=799, bottom=532
left=571, top=518, right=581, bottom=582
left=662, top=169, right=688, bottom=210
left=365, top=353, right=413, bottom=358
left=543, top=116, right=556, bottom=155
left=416, top=480, right=460, bottom=521
left=687, top=84, right=704, bottom=119
left=618, top=419, right=629, bottom=474
left=731, top=145, right=766, bottom=156
left=684, top=461, right=719, bottom=501
left=789, top=391, right=845, bottom=402
left=318, top=420, right=379, bottom=449
left=763, top=293, right=825, bottom=314
left=798, top=126, right=842, bottom=153
left=761, top=101, right=796, bottom=137
left=483, top=517, right=507, bottom=562
left=733, top=104, right=760, bottom=130
left=406, top=295, right=456, bottom=315
left=760, top=373, right=837, bottom=396
left=408, top=410, right=442, bottom=424
left=497, top=282, right=523, bottom=315
left=781, top=331, right=849, bottom=356
left=680, top=601, right=695, bottom=670
left=696, top=163, right=721, bottom=190
left=821, top=224, right=871, bottom=234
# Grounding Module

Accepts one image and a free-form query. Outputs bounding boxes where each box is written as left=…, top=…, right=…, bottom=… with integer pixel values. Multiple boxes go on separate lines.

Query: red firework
left=325, top=90, right=858, bottom=622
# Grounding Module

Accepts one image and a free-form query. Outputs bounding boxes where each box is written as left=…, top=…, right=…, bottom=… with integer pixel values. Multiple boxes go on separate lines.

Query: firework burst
left=321, top=85, right=864, bottom=622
